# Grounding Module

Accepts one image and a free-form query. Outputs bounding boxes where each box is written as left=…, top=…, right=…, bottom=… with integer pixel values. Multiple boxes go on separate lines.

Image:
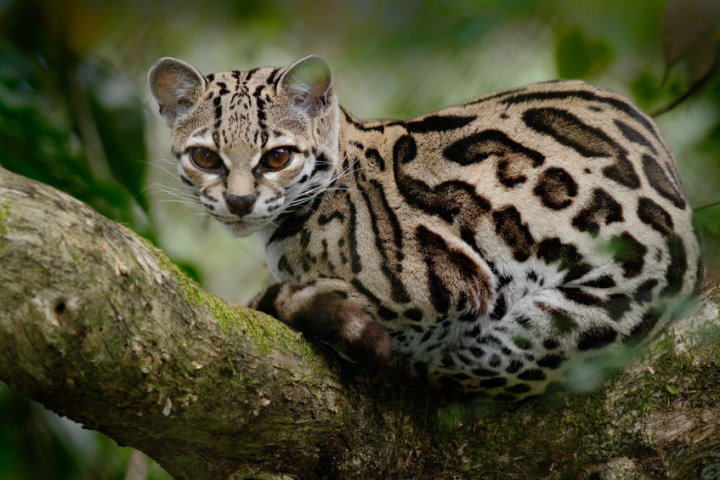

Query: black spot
left=614, top=118, right=658, bottom=155
left=472, top=368, right=498, bottom=377
left=480, top=335, right=504, bottom=347
left=523, top=107, right=616, bottom=157
left=393, top=134, right=417, bottom=164
left=456, top=353, right=474, bottom=365
left=537, top=354, right=565, bottom=369
left=347, top=199, right=362, bottom=274
left=533, top=167, right=578, bottom=210
left=559, top=287, right=602, bottom=306
left=441, top=354, right=456, bottom=367
left=517, top=369, right=546, bottom=381
left=513, top=337, right=533, bottom=350
left=537, top=238, right=592, bottom=282
left=216, top=81, right=230, bottom=95
left=265, top=68, right=279, bottom=85
left=404, top=308, right=423, bottom=321
left=480, top=377, right=507, bottom=389
left=579, top=275, right=616, bottom=289
left=577, top=326, right=617, bottom=350
left=277, top=255, right=294, bottom=277
left=489, top=354, right=502, bottom=367
left=493, top=206, right=535, bottom=261
left=624, top=308, right=661, bottom=345
left=662, top=235, right=687, bottom=297
left=642, top=155, right=686, bottom=209
left=406, top=115, right=476, bottom=133
left=505, top=383, right=531, bottom=394
left=633, top=279, right=658, bottom=304
left=637, top=197, right=674, bottom=235
left=506, top=359, right=523, bottom=373
left=542, top=338, right=560, bottom=350
left=245, top=67, right=260, bottom=83
left=469, top=346, right=485, bottom=358
left=609, top=232, right=647, bottom=278
left=489, top=294, right=507, bottom=320
left=605, top=294, right=631, bottom=321
left=603, top=155, right=642, bottom=189
left=365, top=148, right=385, bottom=171
left=571, top=188, right=623, bottom=235
left=254, top=283, right=282, bottom=319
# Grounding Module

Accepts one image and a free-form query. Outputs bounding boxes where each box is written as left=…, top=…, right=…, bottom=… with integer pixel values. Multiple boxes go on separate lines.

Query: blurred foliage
left=0, top=0, right=719, bottom=478
left=0, top=1, right=153, bottom=238
left=0, top=386, right=170, bottom=479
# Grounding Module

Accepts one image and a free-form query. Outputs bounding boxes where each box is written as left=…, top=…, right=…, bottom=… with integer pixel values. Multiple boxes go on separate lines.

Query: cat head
left=148, top=55, right=340, bottom=236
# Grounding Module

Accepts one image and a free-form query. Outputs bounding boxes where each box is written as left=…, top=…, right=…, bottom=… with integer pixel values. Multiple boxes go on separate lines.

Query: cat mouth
left=219, top=217, right=271, bottom=236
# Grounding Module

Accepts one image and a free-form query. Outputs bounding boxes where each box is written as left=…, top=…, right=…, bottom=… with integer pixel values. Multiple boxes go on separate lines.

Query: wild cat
left=149, top=55, right=701, bottom=398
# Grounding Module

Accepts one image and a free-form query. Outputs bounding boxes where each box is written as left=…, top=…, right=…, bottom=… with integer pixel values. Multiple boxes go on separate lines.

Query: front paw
left=250, top=284, right=391, bottom=364
left=322, top=294, right=392, bottom=364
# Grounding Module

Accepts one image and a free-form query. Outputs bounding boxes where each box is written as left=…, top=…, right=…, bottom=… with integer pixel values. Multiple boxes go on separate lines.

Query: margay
left=149, top=55, right=702, bottom=399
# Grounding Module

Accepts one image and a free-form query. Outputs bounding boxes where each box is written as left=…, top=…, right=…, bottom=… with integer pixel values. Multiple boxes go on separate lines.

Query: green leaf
left=555, top=27, right=614, bottom=79
left=694, top=203, right=720, bottom=237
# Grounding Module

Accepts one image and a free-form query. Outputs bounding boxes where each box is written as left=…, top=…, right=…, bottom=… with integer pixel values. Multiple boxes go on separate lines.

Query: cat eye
left=260, top=147, right=293, bottom=170
left=189, top=147, right=224, bottom=171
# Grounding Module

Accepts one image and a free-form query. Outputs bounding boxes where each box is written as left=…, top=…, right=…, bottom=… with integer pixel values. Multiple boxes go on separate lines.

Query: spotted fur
left=149, top=56, right=702, bottom=399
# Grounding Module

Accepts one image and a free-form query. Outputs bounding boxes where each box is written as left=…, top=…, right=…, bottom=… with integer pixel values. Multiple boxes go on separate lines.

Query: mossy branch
left=1, top=166, right=719, bottom=480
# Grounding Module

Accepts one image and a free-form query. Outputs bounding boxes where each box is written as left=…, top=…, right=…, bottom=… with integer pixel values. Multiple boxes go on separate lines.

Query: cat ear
left=148, top=57, right=207, bottom=127
left=277, top=55, right=332, bottom=117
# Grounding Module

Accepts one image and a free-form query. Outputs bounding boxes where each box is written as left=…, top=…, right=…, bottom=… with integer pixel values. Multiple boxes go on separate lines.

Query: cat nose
left=225, top=193, right=256, bottom=217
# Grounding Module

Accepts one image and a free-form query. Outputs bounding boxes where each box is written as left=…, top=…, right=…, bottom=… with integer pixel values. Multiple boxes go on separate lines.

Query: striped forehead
left=202, top=67, right=280, bottom=147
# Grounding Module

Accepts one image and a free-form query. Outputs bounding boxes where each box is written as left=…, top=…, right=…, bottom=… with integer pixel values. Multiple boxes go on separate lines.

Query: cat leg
left=250, top=282, right=392, bottom=363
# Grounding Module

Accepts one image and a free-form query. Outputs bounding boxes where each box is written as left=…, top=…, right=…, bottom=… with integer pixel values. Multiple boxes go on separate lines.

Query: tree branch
left=1, top=166, right=719, bottom=479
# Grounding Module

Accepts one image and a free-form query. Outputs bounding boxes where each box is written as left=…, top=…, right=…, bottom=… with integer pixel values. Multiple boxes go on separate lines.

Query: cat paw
left=251, top=283, right=391, bottom=364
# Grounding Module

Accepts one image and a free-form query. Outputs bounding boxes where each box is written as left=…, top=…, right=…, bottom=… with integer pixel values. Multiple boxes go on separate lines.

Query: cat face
left=149, top=56, right=340, bottom=236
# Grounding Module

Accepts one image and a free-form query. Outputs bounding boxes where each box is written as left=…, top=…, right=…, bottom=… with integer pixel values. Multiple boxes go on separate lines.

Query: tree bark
left=0, top=166, right=719, bottom=480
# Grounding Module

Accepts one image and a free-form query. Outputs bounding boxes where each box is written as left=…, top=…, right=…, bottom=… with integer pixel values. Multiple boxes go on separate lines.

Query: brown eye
left=189, top=147, right=223, bottom=171
left=260, top=147, right=293, bottom=170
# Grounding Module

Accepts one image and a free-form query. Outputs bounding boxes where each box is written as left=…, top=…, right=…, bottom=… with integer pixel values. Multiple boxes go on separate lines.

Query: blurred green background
left=1, top=0, right=718, bottom=478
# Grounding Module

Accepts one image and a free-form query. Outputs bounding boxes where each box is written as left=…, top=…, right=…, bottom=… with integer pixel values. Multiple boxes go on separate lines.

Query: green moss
left=0, top=203, right=11, bottom=236
left=150, top=244, right=319, bottom=362
left=0, top=204, right=11, bottom=251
